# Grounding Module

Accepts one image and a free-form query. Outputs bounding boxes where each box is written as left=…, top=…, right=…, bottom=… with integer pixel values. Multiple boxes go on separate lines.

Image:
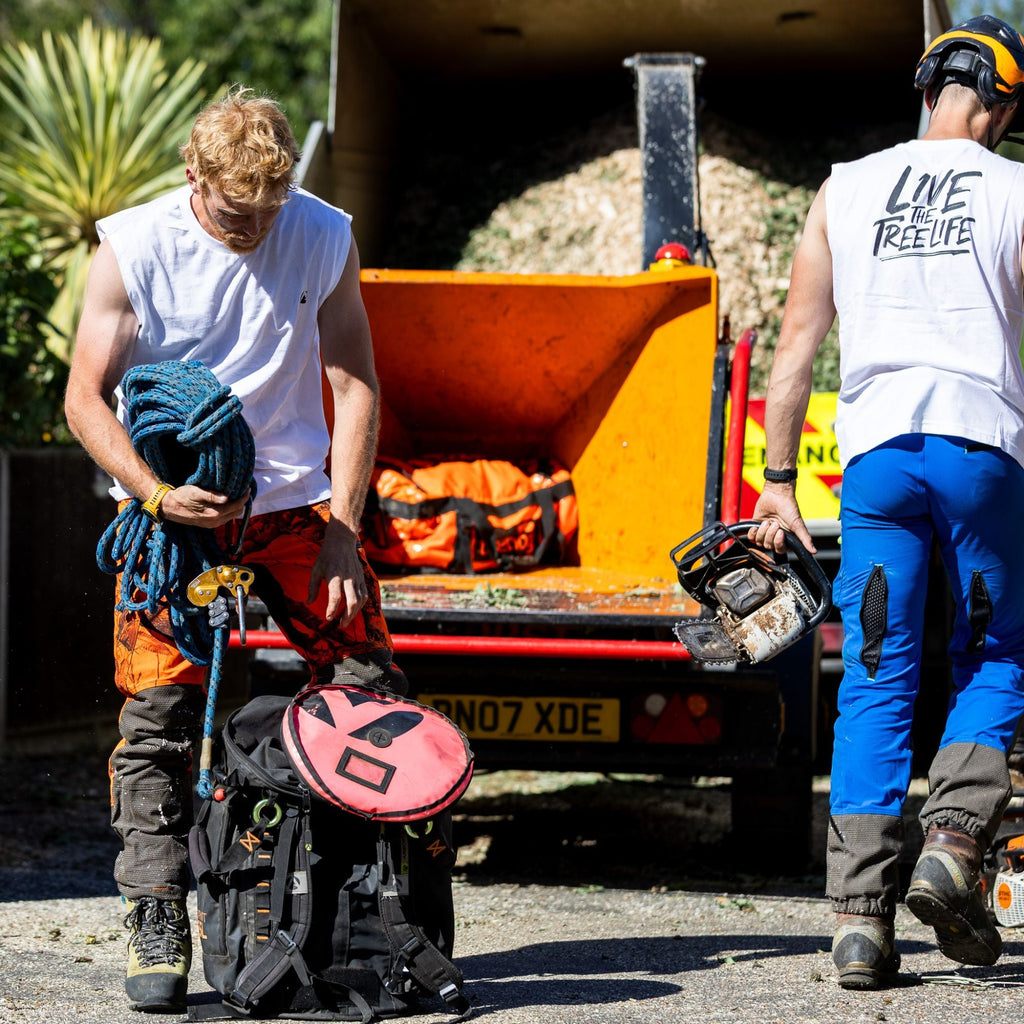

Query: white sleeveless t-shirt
left=98, top=185, right=353, bottom=514
left=826, top=138, right=1024, bottom=470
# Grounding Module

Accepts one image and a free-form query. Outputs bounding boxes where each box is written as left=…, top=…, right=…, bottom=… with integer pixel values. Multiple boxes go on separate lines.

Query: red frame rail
left=231, top=631, right=692, bottom=660
left=720, top=328, right=756, bottom=525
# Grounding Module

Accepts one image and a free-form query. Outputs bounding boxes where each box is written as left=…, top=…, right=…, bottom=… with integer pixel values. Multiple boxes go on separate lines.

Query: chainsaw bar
left=673, top=620, right=741, bottom=665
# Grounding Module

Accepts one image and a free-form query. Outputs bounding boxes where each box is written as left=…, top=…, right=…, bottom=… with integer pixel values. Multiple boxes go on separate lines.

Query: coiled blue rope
left=96, top=359, right=256, bottom=798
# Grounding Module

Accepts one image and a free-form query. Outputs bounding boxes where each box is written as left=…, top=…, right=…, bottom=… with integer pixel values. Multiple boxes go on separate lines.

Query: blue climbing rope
left=96, top=359, right=256, bottom=798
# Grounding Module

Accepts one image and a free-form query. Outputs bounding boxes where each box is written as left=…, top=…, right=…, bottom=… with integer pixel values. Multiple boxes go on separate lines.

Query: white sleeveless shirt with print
left=826, top=138, right=1024, bottom=470
left=97, top=185, right=353, bottom=514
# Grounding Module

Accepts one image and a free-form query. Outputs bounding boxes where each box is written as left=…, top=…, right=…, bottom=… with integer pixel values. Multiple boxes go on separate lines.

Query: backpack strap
left=185, top=917, right=373, bottom=1023
left=221, top=805, right=378, bottom=1024
left=447, top=480, right=573, bottom=572
left=377, top=832, right=472, bottom=1018
left=450, top=500, right=487, bottom=573
left=189, top=818, right=273, bottom=886
left=186, top=1000, right=250, bottom=1020
left=221, top=805, right=334, bottom=1017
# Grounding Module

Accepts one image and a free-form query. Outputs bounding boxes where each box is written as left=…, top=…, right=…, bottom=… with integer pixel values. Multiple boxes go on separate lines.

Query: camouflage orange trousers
left=109, top=501, right=395, bottom=900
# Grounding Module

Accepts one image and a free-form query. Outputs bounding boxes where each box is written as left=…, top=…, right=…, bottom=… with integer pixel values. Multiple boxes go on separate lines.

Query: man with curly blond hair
left=65, top=86, right=400, bottom=1013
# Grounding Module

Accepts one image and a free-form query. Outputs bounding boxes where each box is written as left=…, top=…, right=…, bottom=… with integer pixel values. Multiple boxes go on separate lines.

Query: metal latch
left=187, top=565, right=255, bottom=644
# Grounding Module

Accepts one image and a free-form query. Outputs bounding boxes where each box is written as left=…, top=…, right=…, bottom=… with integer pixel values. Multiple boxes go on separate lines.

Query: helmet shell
left=916, top=14, right=1024, bottom=110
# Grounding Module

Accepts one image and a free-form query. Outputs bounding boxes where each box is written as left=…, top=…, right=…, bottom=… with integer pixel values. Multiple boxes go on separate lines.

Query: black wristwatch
left=763, top=467, right=798, bottom=484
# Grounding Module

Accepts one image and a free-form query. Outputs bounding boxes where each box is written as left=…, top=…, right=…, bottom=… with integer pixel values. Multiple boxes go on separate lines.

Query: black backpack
left=187, top=694, right=471, bottom=1021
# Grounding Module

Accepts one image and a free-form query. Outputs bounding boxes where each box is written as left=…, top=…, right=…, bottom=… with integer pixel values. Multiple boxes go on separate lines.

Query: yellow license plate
left=420, top=694, right=620, bottom=743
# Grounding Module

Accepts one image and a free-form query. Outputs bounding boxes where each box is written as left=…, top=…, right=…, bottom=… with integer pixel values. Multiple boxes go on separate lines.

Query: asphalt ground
left=3, top=756, right=1024, bottom=1024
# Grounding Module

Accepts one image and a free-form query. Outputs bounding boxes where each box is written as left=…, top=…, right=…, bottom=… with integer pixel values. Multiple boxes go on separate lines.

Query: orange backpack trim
left=361, top=456, right=579, bottom=574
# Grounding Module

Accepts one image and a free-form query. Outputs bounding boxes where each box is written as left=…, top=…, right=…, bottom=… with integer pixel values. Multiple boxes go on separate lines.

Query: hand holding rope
left=95, top=360, right=257, bottom=798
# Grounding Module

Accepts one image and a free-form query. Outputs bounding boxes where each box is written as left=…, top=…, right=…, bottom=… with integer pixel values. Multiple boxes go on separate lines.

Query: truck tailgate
left=379, top=566, right=702, bottom=626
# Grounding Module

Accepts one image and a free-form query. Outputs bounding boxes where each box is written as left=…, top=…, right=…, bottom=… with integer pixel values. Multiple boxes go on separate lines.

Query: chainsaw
left=670, top=519, right=832, bottom=666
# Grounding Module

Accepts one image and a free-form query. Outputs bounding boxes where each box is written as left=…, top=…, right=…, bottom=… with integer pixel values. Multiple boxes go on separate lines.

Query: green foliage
left=0, top=210, right=69, bottom=446
left=0, top=19, right=208, bottom=356
left=2, top=2, right=333, bottom=146
left=122, top=0, right=333, bottom=143
left=750, top=180, right=842, bottom=395
left=0, top=0, right=101, bottom=46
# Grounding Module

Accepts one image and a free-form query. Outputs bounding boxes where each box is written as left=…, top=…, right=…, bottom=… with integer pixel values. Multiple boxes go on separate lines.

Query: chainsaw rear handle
left=670, top=519, right=833, bottom=629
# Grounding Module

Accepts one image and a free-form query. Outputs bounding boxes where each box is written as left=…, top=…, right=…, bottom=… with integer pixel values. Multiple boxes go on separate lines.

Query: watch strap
left=141, top=482, right=175, bottom=522
left=763, top=467, right=798, bottom=484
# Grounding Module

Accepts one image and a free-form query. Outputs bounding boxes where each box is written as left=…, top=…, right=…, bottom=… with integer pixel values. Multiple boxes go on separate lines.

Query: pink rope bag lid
left=282, top=683, right=474, bottom=821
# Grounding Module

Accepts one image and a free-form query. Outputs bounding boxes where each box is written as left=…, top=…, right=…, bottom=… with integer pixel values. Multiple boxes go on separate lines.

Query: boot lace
left=124, top=897, right=189, bottom=967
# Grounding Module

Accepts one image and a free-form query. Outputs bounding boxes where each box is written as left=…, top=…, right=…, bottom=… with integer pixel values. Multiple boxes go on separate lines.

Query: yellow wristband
left=141, top=482, right=175, bottom=523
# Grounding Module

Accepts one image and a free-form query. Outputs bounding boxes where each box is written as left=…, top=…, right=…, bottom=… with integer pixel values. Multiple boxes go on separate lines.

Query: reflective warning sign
left=728, top=392, right=842, bottom=525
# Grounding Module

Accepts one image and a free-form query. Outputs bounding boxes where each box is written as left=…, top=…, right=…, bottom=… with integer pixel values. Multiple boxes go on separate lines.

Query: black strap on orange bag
left=361, top=456, right=578, bottom=574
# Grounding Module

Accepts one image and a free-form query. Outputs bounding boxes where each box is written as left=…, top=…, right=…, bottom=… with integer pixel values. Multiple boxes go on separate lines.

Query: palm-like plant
left=0, top=19, right=207, bottom=358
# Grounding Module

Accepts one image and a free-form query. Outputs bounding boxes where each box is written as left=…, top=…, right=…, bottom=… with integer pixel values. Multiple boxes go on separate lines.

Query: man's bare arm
left=309, top=240, right=381, bottom=623
left=750, top=182, right=837, bottom=553
left=65, top=239, right=247, bottom=526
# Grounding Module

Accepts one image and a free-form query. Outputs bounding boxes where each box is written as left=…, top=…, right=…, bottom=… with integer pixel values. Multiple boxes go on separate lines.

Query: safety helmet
left=915, top=15, right=1024, bottom=112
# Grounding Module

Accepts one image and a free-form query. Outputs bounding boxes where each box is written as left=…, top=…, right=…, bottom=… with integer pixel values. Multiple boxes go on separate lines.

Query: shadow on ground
left=0, top=749, right=931, bottom=903
left=452, top=771, right=834, bottom=895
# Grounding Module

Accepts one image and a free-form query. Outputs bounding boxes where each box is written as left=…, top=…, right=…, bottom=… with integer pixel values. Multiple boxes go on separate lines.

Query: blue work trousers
left=831, top=434, right=1024, bottom=821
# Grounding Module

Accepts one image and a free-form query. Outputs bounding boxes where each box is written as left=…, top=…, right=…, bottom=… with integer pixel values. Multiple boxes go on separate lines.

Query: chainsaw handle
left=740, top=519, right=833, bottom=630
left=670, top=519, right=746, bottom=572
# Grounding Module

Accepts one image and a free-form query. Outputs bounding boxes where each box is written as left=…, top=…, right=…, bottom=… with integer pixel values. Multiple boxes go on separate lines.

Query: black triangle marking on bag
left=348, top=710, right=423, bottom=742
left=299, top=693, right=335, bottom=727
left=342, top=688, right=390, bottom=708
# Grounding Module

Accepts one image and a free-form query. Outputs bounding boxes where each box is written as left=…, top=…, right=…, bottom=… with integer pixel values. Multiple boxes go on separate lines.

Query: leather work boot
left=831, top=914, right=901, bottom=989
left=123, top=896, right=192, bottom=1012
left=905, top=826, right=1002, bottom=966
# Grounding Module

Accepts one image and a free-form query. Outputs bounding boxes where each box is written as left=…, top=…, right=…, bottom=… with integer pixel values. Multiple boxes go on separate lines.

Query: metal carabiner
left=252, top=798, right=283, bottom=829
left=403, top=819, right=434, bottom=839
left=187, top=565, right=256, bottom=644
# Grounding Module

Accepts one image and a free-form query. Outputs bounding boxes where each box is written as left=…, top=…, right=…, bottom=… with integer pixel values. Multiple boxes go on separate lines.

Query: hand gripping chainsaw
left=670, top=519, right=833, bottom=666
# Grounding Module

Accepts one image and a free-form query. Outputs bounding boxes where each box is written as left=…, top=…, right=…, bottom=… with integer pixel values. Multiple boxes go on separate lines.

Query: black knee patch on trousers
left=860, top=564, right=888, bottom=680
left=920, top=742, right=1012, bottom=845
left=967, top=570, right=992, bottom=653
left=112, top=684, right=207, bottom=899
left=827, top=812, right=904, bottom=917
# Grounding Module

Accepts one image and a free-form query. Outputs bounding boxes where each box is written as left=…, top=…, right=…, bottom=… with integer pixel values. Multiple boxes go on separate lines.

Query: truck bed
left=377, top=566, right=702, bottom=627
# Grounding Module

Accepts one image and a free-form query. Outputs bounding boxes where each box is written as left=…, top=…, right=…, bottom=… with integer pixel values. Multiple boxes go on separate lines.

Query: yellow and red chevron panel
left=727, top=392, right=842, bottom=525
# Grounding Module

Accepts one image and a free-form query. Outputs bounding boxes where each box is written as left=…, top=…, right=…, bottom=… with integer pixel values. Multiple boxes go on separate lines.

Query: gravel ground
left=6, top=886, right=1024, bottom=1024
left=3, top=752, right=1024, bottom=1023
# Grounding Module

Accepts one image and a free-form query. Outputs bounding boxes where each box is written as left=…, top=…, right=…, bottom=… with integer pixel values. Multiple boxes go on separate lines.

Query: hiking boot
left=831, top=914, right=901, bottom=989
left=905, top=826, right=1002, bottom=966
left=123, top=896, right=192, bottom=1012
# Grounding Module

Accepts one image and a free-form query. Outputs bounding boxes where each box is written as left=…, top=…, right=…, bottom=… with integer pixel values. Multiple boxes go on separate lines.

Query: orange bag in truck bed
left=361, top=456, right=578, bottom=573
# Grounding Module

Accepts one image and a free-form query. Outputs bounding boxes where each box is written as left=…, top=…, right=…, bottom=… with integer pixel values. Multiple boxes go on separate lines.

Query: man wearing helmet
left=749, top=15, right=1024, bottom=989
